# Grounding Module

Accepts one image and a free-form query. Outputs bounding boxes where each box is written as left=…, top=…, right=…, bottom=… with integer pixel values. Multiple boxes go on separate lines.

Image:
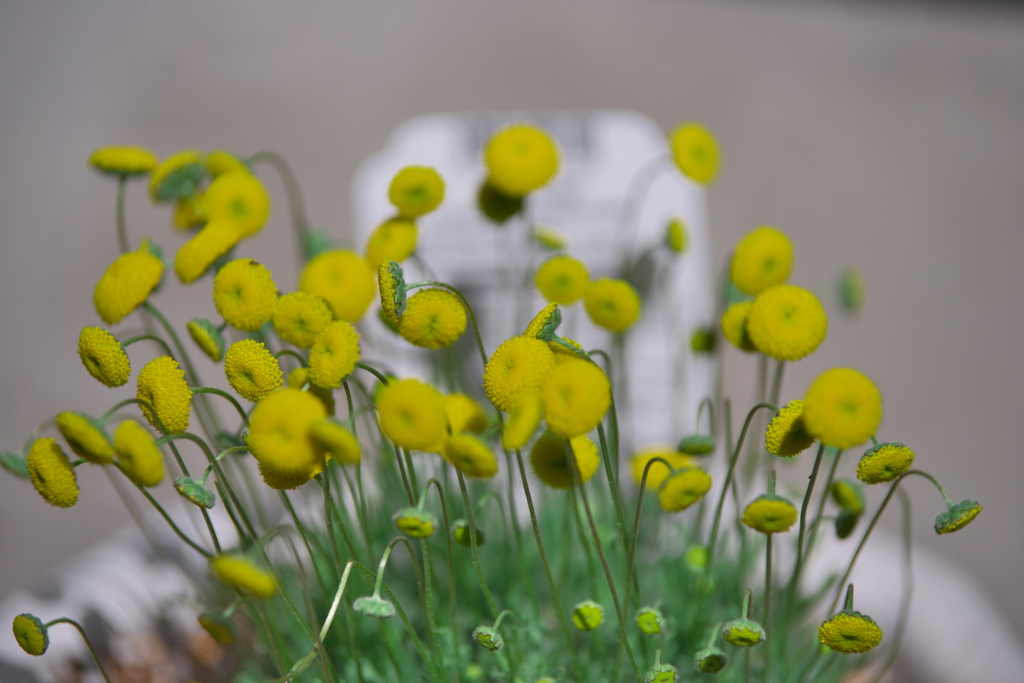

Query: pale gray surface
left=0, top=0, right=1022, bottom=669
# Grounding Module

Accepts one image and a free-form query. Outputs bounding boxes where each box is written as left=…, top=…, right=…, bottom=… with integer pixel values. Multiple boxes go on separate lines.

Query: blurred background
left=1, top=0, right=1022, bottom=677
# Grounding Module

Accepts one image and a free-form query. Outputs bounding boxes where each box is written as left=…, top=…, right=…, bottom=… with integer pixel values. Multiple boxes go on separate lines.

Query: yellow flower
left=149, top=150, right=205, bottom=202
left=173, top=195, right=206, bottom=230
left=742, top=495, right=798, bottom=534
left=571, top=600, right=603, bottom=632
left=720, top=301, right=757, bottom=353
left=378, top=259, right=407, bottom=324
left=174, top=221, right=245, bottom=284
left=388, top=166, right=445, bottom=218
left=78, top=326, right=131, bottom=387
left=630, top=447, right=696, bottom=490
left=523, top=302, right=562, bottom=340
left=56, top=412, right=114, bottom=465
left=483, top=336, right=555, bottom=412
left=445, top=394, right=488, bottom=435
left=210, top=555, right=278, bottom=598
left=136, top=355, right=191, bottom=434
left=26, top=438, right=78, bottom=508
left=364, top=218, right=419, bottom=269
left=246, top=388, right=327, bottom=489
left=308, top=320, right=361, bottom=389
left=818, top=611, right=883, bottom=654
left=399, top=288, right=467, bottom=350
left=730, top=226, right=793, bottom=296
left=665, top=217, right=688, bottom=254
left=197, top=611, right=235, bottom=645
left=746, top=285, right=828, bottom=361
left=484, top=123, right=560, bottom=197
left=287, top=367, right=335, bottom=415
left=393, top=507, right=438, bottom=538
left=584, top=278, right=641, bottom=333
left=88, top=146, right=158, bottom=176
left=224, top=340, right=282, bottom=401
left=856, top=442, right=914, bottom=484
left=272, top=291, right=333, bottom=349
left=93, top=249, right=164, bottom=324
left=803, top=368, right=883, bottom=449
left=377, top=378, right=447, bottom=451
left=535, top=255, right=589, bottom=305
left=668, top=122, right=720, bottom=185
left=300, top=250, right=375, bottom=323
left=658, top=467, right=712, bottom=513
left=310, top=418, right=361, bottom=465
left=113, top=419, right=165, bottom=487
left=636, top=607, right=665, bottom=636
left=442, top=434, right=499, bottom=479
left=205, top=149, right=249, bottom=177
left=765, top=400, right=815, bottom=457
left=186, top=318, right=225, bottom=362
left=721, top=619, right=765, bottom=647
left=529, top=433, right=599, bottom=489
left=202, top=171, right=270, bottom=237
left=213, top=258, right=278, bottom=331
left=935, top=499, right=983, bottom=534
left=502, top=391, right=543, bottom=450
left=541, top=357, right=611, bottom=438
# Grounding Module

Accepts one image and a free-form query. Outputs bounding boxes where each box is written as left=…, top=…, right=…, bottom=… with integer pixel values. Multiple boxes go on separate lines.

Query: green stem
left=274, top=348, right=307, bottom=368
left=45, top=617, right=114, bottom=683
left=121, top=334, right=176, bottom=360
left=784, top=442, right=827, bottom=618
left=455, top=471, right=500, bottom=617
left=597, top=422, right=630, bottom=560
left=278, top=490, right=332, bottom=597
left=423, top=477, right=462, bottom=682
left=696, top=396, right=716, bottom=435
left=355, top=360, right=391, bottom=387
left=115, top=175, right=128, bottom=254
left=248, top=151, right=313, bottom=260
left=870, top=488, right=914, bottom=683
left=805, top=449, right=844, bottom=557
left=764, top=533, right=773, bottom=677
left=191, top=387, right=250, bottom=426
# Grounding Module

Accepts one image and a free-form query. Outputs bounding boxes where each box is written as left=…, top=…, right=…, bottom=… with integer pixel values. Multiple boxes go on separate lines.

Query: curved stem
left=622, top=456, right=675, bottom=621
left=121, top=334, right=176, bottom=360
left=696, top=396, right=716, bottom=435
left=248, top=151, right=313, bottom=260
left=45, top=617, right=113, bottom=683
left=355, top=360, right=391, bottom=387
left=274, top=348, right=308, bottom=368
left=191, top=387, right=250, bottom=426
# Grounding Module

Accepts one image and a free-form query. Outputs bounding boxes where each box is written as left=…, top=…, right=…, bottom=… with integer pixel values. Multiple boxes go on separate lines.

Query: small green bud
left=353, top=595, right=396, bottom=619
left=453, top=519, right=485, bottom=548
left=0, top=451, right=29, bottom=479
left=721, top=618, right=765, bottom=647
left=685, top=545, right=709, bottom=573
left=830, top=478, right=866, bottom=514
left=12, top=613, right=48, bottom=656
left=155, top=162, right=206, bottom=201
left=472, top=625, right=504, bottom=652
left=572, top=600, right=604, bottom=632
left=393, top=507, right=437, bottom=538
left=533, top=225, right=569, bottom=250
left=174, top=477, right=217, bottom=509
left=198, top=610, right=236, bottom=645
left=693, top=647, right=728, bottom=673
left=835, top=510, right=860, bottom=539
left=838, top=266, right=866, bottom=314
left=689, top=327, right=717, bottom=354
left=646, top=662, right=678, bottom=682
left=677, top=434, right=715, bottom=456
left=665, top=217, right=688, bottom=254
left=635, top=606, right=665, bottom=636
left=477, top=181, right=523, bottom=224
left=934, top=499, right=983, bottom=535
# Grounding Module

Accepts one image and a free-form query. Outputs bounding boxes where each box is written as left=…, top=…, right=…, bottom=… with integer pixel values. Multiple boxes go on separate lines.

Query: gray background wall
left=1, top=0, right=1022, bottom=660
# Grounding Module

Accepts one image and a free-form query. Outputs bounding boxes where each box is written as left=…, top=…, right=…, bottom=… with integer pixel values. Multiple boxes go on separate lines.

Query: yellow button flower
left=300, top=250, right=376, bottom=323
left=484, top=123, right=560, bottom=197
left=224, top=339, right=283, bottom=402
left=113, top=419, right=166, bottom=488
left=56, top=411, right=114, bottom=465
left=149, top=150, right=205, bottom=202
left=186, top=318, right=225, bottom=362
left=445, top=394, right=488, bottom=435
left=856, top=442, right=914, bottom=484
left=88, top=146, right=158, bottom=176
left=541, top=357, right=611, bottom=438
left=443, top=434, right=498, bottom=479
left=173, top=195, right=205, bottom=230
left=584, top=278, right=641, bottom=333
left=529, top=433, right=600, bottom=489
left=399, top=288, right=467, bottom=350
left=210, top=555, right=278, bottom=598
left=746, top=284, right=828, bottom=362
left=213, top=258, right=278, bottom=332
left=818, top=611, right=883, bottom=654
left=630, top=447, right=696, bottom=490
left=658, top=467, right=712, bottom=513
left=26, top=438, right=78, bottom=508
left=742, top=495, right=798, bottom=534
left=483, top=336, right=555, bottom=412
left=523, top=303, right=562, bottom=341
left=12, top=614, right=49, bottom=656
left=364, top=218, right=419, bottom=269
left=803, top=368, right=883, bottom=450
left=388, top=166, right=445, bottom=218
left=273, top=291, right=333, bottom=349
left=174, top=221, right=245, bottom=284
left=202, top=171, right=271, bottom=237
left=377, top=378, right=447, bottom=452
left=308, top=320, right=361, bottom=389
left=571, top=600, right=604, bottom=632
left=77, top=326, right=131, bottom=387
left=764, top=400, right=815, bottom=457
left=287, top=367, right=335, bottom=415
left=535, top=255, right=589, bottom=305
left=665, top=217, right=688, bottom=254
left=93, top=249, right=164, bottom=325
left=136, top=355, right=192, bottom=434
left=246, top=387, right=327, bottom=489
left=934, top=499, right=983, bottom=534
left=377, top=259, right=407, bottom=324
left=730, top=226, right=793, bottom=296
left=310, top=418, right=361, bottom=465
left=549, top=336, right=587, bottom=364
left=720, top=301, right=757, bottom=353
left=668, top=122, right=720, bottom=186
left=501, top=391, right=543, bottom=450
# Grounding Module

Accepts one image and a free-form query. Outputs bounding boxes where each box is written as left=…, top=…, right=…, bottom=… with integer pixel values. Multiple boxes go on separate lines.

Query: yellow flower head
left=202, top=171, right=271, bottom=237
left=721, top=619, right=765, bottom=647
left=186, top=318, right=225, bottom=363
left=174, top=221, right=245, bottom=284
left=93, top=249, right=164, bottom=325
left=720, top=301, right=756, bottom=353
left=56, top=411, right=114, bottom=465
left=399, top=288, right=467, bottom=350
left=669, top=122, right=720, bottom=185
left=746, top=284, right=828, bottom=361
left=584, top=278, right=641, bottom=333
left=393, top=507, right=438, bottom=538
left=113, top=419, right=165, bottom=487
left=502, top=391, right=543, bottom=450
left=636, top=606, right=665, bottom=636
left=935, top=499, right=983, bottom=534
left=730, top=226, right=793, bottom=296
left=665, top=217, right=688, bottom=254
left=484, top=123, right=560, bottom=197
left=310, top=418, right=361, bottom=465
left=533, top=224, right=569, bottom=250
left=12, top=614, right=49, bottom=656
left=571, top=600, right=604, bottom=632
left=89, top=146, right=158, bottom=176
left=173, top=195, right=206, bottom=230
left=658, top=467, right=712, bottom=513
left=630, top=447, right=696, bottom=490
left=388, top=166, right=445, bottom=218
left=246, top=388, right=327, bottom=489
left=442, top=433, right=499, bottom=479
left=308, top=320, right=361, bottom=389
left=213, top=258, right=278, bottom=331
left=224, top=340, right=282, bottom=402
left=857, top=442, right=915, bottom=484
left=136, top=356, right=191, bottom=434
left=300, top=250, right=375, bottom=322
left=27, top=438, right=78, bottom=508
left=542, top=357, right=611, bottom=438
left=818, top=611, right=883, bottom=654
left=149, top=150, right=205, bottom=201
left=377, top=378, right=447, bottom=451
left=831, top=479, right=866, bottom=514
left=287, top=367, right=336, bottom=415
left=529, top=433, right=599, bottom=489
left=803, top=368, right=883, bottom=449
left=273, top=291, right=333, bottom=349
left=378, top=259, right=407, bottom=324
left=445, top=394, right=489, bottom=435
left=78, top=326, right=131, bottom=387
left=198, top=611, right=236, bottom=645
left=535, top=255, right=589, bottom=305
left=742, top=495, right=798, bottom=534
left=524, top=303, right=563, bottom=341
left=765, top=400, right=815, bottom=457
left=205, top=149, right=249, bottom=177
left=483, top=336, right=555, bottom=412
left=365, top=218, right=419, bottom=270
left=210, top=555, right=278, bottom=598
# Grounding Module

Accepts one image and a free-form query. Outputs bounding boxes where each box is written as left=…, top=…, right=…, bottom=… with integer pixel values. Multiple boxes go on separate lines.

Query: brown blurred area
left=0, top=0, right=1022, bottom=663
